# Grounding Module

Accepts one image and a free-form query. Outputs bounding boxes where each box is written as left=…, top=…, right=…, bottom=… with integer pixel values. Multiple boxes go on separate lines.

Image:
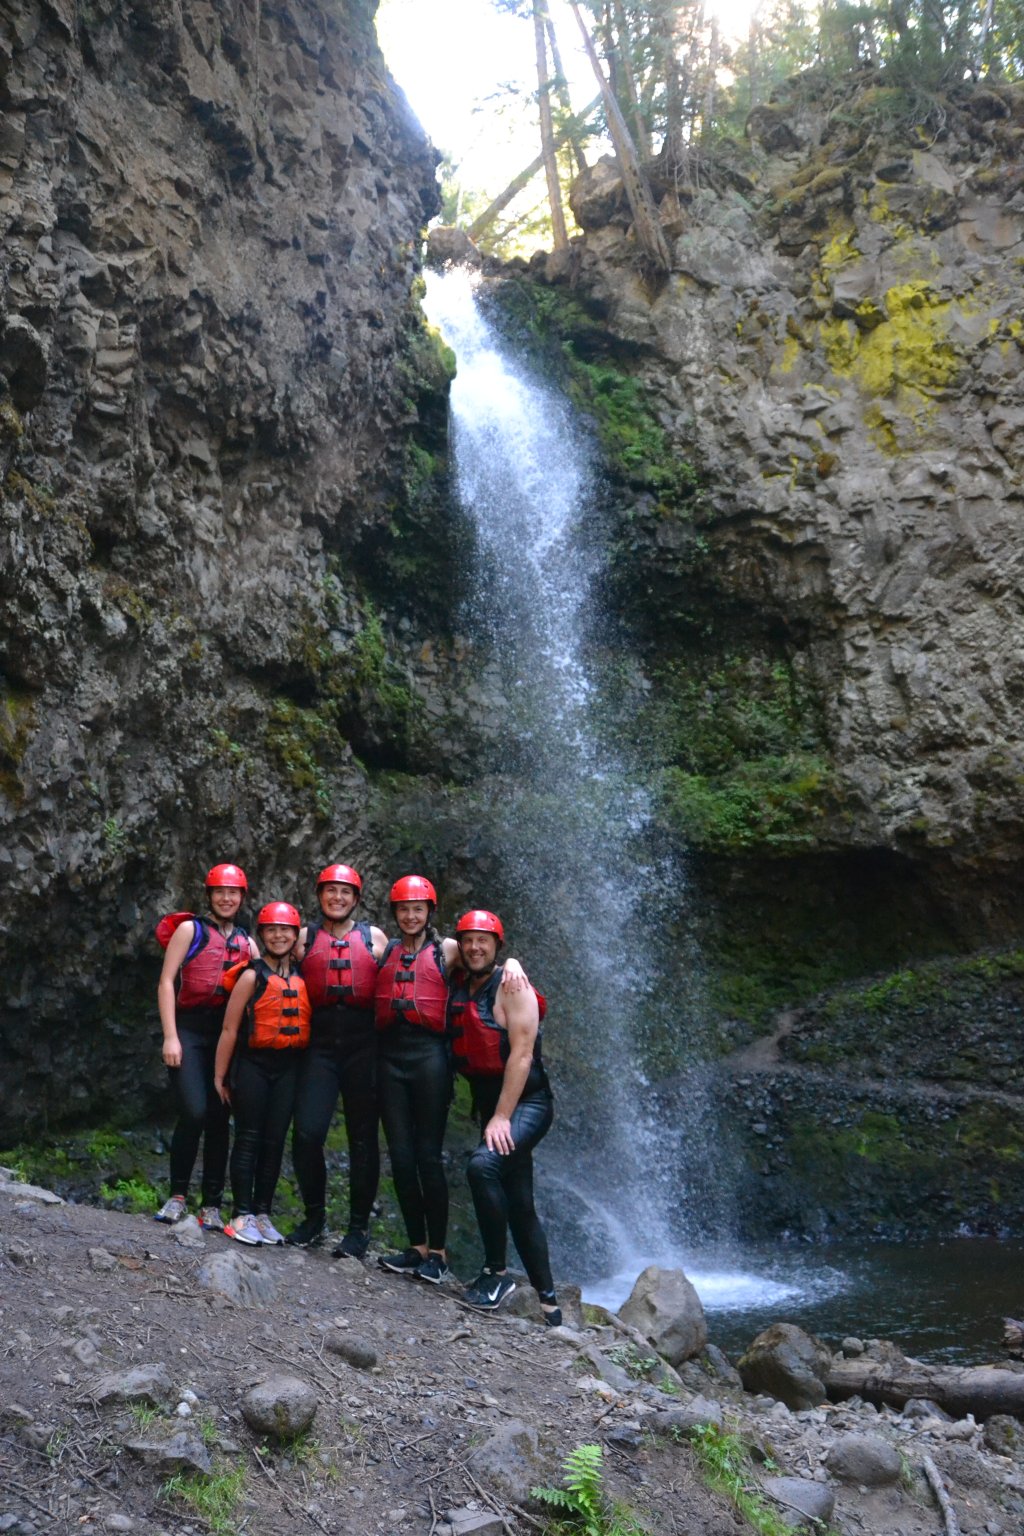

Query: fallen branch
left=922, top=1453, right=962, bottom=1536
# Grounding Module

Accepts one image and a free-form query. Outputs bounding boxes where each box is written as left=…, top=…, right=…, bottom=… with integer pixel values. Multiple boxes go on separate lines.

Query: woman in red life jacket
left=213, top=902, right=311, bottom=1246
left=154, top=862, right=257, bottom=1229
left=374, top=876, right=527, bottom=1285
left=286, top=863, right=388, bottom=1254
left=449, top=910, right=560, bottom=1325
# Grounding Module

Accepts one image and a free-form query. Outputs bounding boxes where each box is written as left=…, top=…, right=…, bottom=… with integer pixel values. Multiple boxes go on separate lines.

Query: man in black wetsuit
left=448, top=910, right=561, bottom=1325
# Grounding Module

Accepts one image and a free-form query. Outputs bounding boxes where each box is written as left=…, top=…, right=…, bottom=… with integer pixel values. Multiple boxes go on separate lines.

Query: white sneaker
left=154, top=1195, right=188, bottom=1224
left=225, top=1213, right=263, bottom=1245
left=254, top=1213, right=285, bottom=1245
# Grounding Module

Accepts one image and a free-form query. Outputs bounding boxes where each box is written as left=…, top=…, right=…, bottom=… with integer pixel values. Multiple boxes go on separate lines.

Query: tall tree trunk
left=610, top=0, right=650, bottom=157
left=546, top=14, right=589, bottom=172
left=701, top=13, right=719, bottom=143
left=567, top=0, right=671, bottom=272
left=655, top=2, right=685, bottom=173
left=467, top=96, right=601, bottom=244
left=534, top=0, right=569, bottom=249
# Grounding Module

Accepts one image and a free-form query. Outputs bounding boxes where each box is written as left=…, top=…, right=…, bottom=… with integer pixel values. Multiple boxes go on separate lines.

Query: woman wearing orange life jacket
left=374, top=876, right=527, bottom=1285
left=213, top=902, right=312, bottom=1246
left=155, top=862, right=258, bottom=1229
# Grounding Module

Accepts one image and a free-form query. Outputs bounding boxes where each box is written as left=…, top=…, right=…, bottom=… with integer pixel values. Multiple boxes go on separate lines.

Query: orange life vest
left=173, top=918, right=251, bottom=1012
left=374, top=937, right=448, bottom=1034
left=300, top=921, right=378, bottom=1011
left=242, top=960, right=311, bottom=1051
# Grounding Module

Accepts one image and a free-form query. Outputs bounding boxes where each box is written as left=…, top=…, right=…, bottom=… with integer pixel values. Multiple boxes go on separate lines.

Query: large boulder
left=824, top=1433, right=902, bottom=1487
left=737, top=1323, right=832, bottom=1410
left=426, top=225, right=482, bottom=270
left=617, top=1266, right=708, bottom=1366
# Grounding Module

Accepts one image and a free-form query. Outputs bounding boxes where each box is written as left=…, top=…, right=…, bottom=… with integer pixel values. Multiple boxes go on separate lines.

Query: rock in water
left=738, top=1323, right=832, bottom=1410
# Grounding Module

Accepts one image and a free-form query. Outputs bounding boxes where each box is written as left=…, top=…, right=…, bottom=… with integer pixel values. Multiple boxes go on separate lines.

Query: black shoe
left=378, top=1247, right=426, bottom=1275
left=539, top=1290, right=562, bottom=1327
left=332, top=1228, right=369, bottom=1260
left=464, top=1269, right=516, bottom=1310
left=284, top=1215, right=325, bottom=1248
left=416, top=1252, right=451, bottom=1285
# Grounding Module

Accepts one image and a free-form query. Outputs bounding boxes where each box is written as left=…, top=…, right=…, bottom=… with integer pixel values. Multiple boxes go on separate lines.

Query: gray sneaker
left=198, top=1206, right=225, bottom=1232
left=254, top=1214, right=285, bottom=1245
left=225, top=1213, right=263, bottom=1246
left=154, top=1195, right=188, bottom=1224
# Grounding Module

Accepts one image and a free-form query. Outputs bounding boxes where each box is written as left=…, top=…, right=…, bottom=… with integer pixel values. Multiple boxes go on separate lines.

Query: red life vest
left=374, top=937, right=448, bottom=1034
left=244, top=960, right=312, bottom=1051
left=176, top=919, right=251, bottom=1012
left=448, top=965, right=546, bottom=1078
left=300, top=922, right=378, bottom=1010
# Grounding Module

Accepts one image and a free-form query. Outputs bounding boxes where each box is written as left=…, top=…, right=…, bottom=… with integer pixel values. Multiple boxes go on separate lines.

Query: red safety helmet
left=256, top=901, right=301, bottom=929
left=390, top=875, right=437, bottom=906
left=317, top=863, right=363, bottom=893
left=205, top=862, right=248, bottom=891
left=455, top=910, right=505, bottom=944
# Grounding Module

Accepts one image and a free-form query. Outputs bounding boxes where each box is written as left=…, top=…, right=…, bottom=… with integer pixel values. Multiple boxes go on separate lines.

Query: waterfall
left=424, top=266, right=726, bottom=1296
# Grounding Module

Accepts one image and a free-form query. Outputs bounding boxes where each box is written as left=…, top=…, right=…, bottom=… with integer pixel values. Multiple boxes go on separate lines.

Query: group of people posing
left=155, top=862, right=561, bottom=1323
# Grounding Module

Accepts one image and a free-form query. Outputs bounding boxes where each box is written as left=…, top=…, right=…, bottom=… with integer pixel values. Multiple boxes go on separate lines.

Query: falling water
left=423, top=268, right=797, bottom=1315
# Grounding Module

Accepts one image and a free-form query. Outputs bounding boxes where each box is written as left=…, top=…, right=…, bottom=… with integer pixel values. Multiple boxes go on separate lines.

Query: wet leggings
left=167, top=1016, right=230, bottom=1206
left=467, top=1085, right=554, bottom=1295
left=291, top=1009, right=380, bottom=1230
left=229, top=1049, right=299, bottom=1216
left=378, top=1025, right=451, bottom=1251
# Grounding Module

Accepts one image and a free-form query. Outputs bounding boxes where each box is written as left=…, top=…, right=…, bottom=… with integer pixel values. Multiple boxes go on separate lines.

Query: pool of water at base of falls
left=582, top=1237, right=1024, bottom=1365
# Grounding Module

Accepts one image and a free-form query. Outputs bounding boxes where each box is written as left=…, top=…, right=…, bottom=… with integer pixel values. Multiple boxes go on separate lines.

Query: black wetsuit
left=168, top=1008, right=231, bottom=1207
left=291, top=1004, right=379, bottom=1232
left=453, top=966, right=555, bottom=1295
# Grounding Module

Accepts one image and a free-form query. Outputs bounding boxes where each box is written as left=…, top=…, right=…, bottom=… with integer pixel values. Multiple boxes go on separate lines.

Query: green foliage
left=161, top=1464, right=246, bottom=1535
left=658, top=753, right=831, bottom=853
left=0, top=686, right=34, bottom=805
left=691, top=1422, right=797, bottom=1536
left=607, top=1344, right=660, bottom=1381
left=102, top=817, right=129, bottom=856
left=532, top=1444, right=647, bottom=1536
left=486, top=280, right=698, bottom=507
left=265, top=699, right=334, bottom=819
left=101, top=1177, right=160, bottom=1214
left=87, top=1129, right=127, bottom=1164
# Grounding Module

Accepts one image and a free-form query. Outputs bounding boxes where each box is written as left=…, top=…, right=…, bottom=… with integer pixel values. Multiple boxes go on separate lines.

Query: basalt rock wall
left=0, top=0, right=459, bottom=1139
left=515, top=79, right=1024, bottom=875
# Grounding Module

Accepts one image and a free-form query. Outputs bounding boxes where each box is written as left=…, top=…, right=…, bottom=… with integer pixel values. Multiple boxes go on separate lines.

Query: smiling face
left=319, top=881, right=359, bottom=922
left=394, top=900, right=431, bottom=940
left=457, top=929, right=500, bottom=975
left=260, top=924, right=298, bottom=957
left=208, top=886, right=244, bottom=921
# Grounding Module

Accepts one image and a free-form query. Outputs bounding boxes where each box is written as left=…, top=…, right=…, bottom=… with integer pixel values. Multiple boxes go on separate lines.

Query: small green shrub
left=691, top=1422, right=797, bottom=1536
left=161, top=1464, right=246, bottom=1535
left=101, top=1177, right=159, bottom=1214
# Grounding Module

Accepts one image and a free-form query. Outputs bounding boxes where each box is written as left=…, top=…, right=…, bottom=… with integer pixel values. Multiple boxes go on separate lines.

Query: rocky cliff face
left=0, top=0, right=454, bottom=1137
left=522, top=78, right=1024, bottom=872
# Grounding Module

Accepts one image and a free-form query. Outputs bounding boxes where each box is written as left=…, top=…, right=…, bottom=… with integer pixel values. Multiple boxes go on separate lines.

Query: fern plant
left=532, top=1444, right=646, bottom=1536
